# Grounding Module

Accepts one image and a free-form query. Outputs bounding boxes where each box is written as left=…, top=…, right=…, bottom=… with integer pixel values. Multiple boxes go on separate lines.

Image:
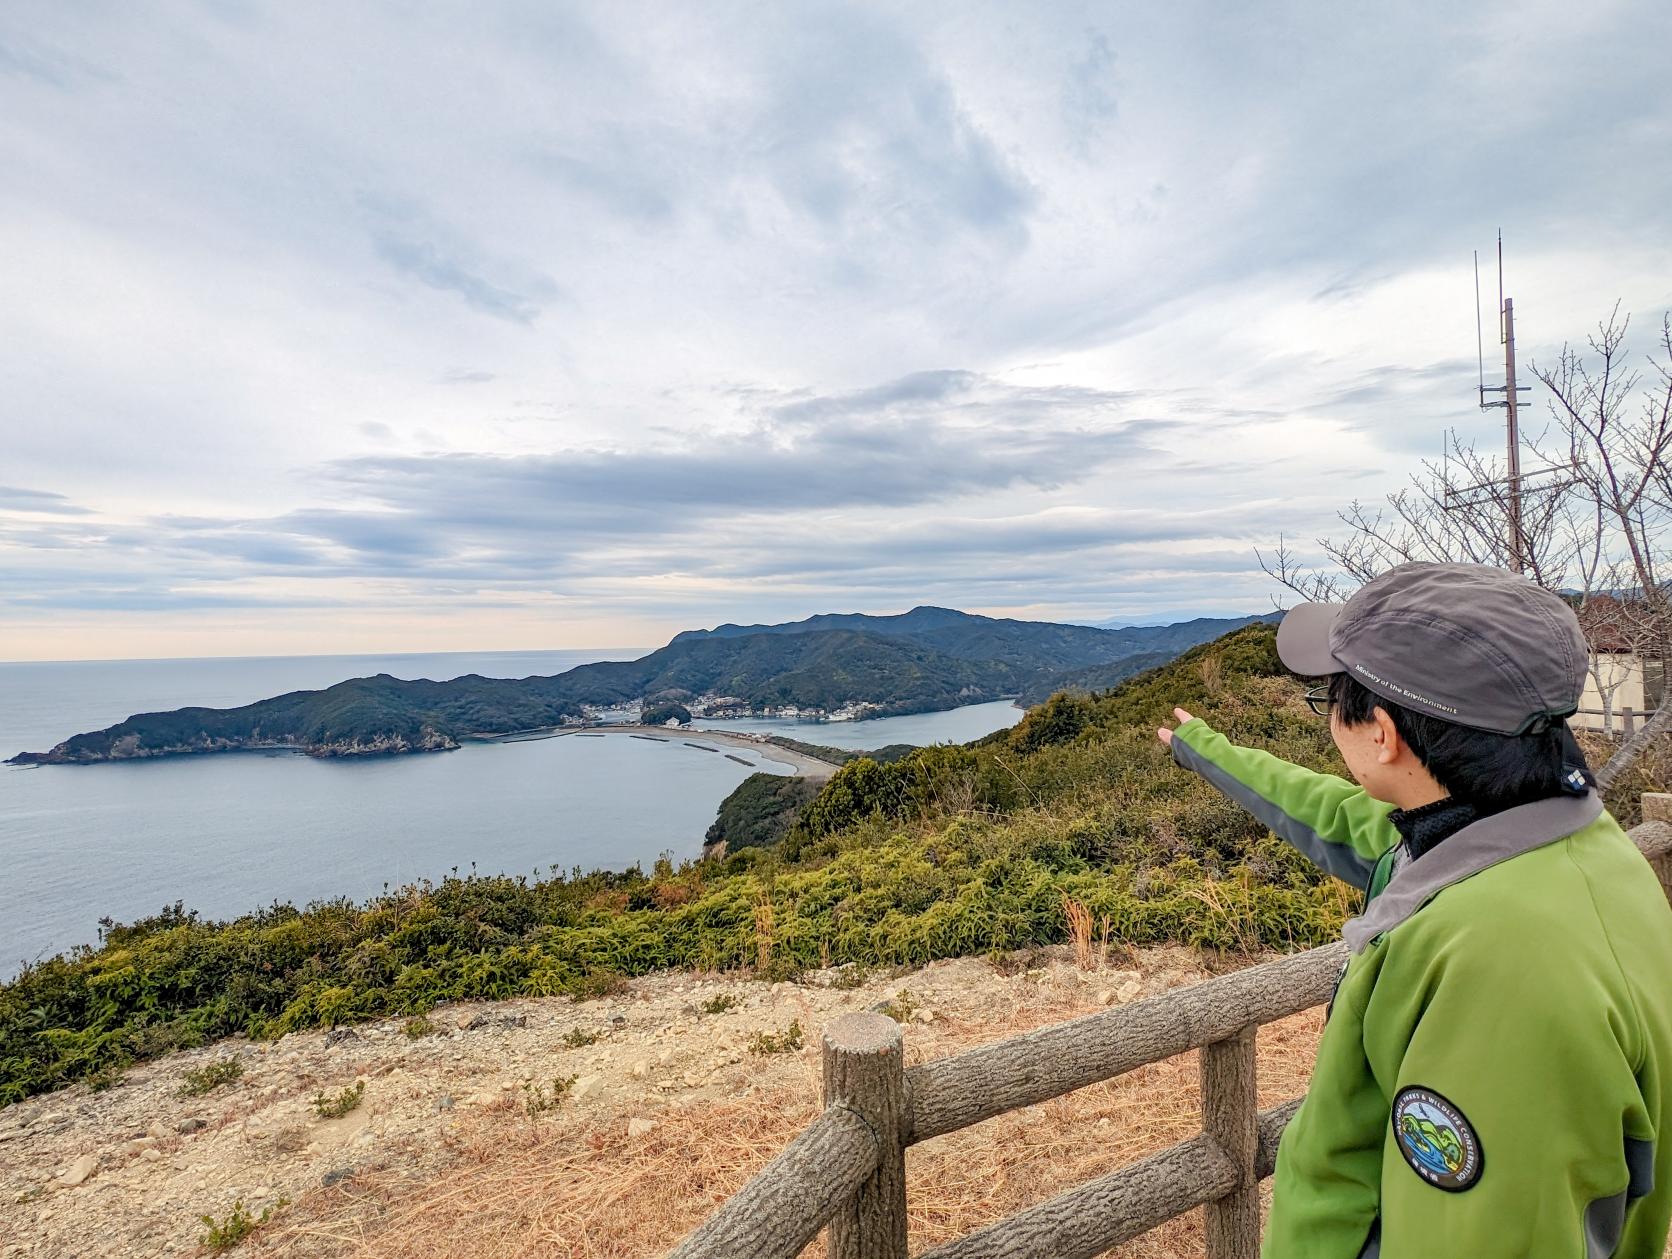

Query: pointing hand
left=1155, top=707, right=1195, bottom=747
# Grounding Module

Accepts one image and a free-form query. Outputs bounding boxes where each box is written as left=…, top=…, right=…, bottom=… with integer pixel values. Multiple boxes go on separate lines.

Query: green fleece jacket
left=1169, top=718, right=1672, bottom=1259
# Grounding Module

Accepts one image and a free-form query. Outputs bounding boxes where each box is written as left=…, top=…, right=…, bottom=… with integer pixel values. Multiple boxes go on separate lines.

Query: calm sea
left=0, top=651, right=1022, bottom=975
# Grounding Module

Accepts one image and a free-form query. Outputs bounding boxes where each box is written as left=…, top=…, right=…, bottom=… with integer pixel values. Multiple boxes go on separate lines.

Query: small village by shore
left=569, top=694, right=887, bottom=726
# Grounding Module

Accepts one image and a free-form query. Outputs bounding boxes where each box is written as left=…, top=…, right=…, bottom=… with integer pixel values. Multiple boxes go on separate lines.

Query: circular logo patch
left=1393, top=1087, right=1482, bottom=1191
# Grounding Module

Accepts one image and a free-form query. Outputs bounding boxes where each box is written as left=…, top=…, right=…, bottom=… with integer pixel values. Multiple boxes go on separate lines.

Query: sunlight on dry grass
left=251, top=970, right=1327, bottom=1259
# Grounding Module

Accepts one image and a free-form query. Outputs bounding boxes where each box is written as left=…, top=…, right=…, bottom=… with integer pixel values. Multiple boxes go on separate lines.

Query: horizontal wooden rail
left=918, top=1129, right=1238, bottom=1259
left=905, top=941, right=1347, bottom=1143
left=1573, top=705, right=1660, bottom=735
left=665, top=1105, right=879, bottom=1259
left=917, top=1100, right=1307, bottom=1259
left=1256, top=1098, right=1303, bottom=1177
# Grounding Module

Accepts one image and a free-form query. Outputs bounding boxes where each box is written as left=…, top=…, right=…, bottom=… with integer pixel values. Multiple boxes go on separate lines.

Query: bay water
left=0, top=651, right=1022, bottom=974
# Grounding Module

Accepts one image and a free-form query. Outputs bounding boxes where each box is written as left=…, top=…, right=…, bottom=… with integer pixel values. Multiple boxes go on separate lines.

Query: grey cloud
left=1320, top=360, right=1478, bottom=409
left=360, top=197, right=560, bottom=324
left=655, top=509, right=1269, bottom=585
left=313, top=373, right=1152, bottom=536
left=272, top=510, right=446, bottom=563
left=0, top=486, right=90, bottom=516
left=146, top=528, right=325, bottom=568
left=371, top=235, right=551, bottom=324
left=74, top=371, right=1170, bottom=592
left=6, top=589, right=331, bottom=613
left=748, top=9, right=1036, bottom=247
left=1302, top=359, right=1489, bottom=456
left=770, top=370, right=1139, bottom=430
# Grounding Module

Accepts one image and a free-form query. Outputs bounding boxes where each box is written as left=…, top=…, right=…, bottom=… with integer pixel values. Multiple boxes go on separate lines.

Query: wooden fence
left=667, top=801, right=1672, bottom=1259
left=1573, top=705, right=1660, bottom=736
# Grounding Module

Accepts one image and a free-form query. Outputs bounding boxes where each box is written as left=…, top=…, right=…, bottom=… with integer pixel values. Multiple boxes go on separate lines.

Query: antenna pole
left=1474, top=251, right=1485, bottom=405
left=1503, top=295, right=1525, bottom=573
left=1452, top=234, right=1540, bottom=571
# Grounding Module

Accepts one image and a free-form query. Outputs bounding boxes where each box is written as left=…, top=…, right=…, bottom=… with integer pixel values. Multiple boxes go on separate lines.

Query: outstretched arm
left=1158, top=709, right=1396, bottom=890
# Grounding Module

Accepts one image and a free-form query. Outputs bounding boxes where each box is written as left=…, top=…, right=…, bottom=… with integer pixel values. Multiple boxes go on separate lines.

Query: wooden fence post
left=1201, top=1026, right=1260, bottom=1259
left=823, top=1012, right=908, bottom=1259
left=1625, top=706, right=1637, bottom=737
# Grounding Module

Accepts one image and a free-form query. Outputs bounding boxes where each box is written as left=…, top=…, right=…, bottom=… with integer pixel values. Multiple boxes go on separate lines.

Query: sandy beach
left=531, top=724, right=843, bottom=778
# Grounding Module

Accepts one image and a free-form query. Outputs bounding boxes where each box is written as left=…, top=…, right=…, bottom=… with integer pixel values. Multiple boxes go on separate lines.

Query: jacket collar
left=1342, top=791, right=1604, bottom=953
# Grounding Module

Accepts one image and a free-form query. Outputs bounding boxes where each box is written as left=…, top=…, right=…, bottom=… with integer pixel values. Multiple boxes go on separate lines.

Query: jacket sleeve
left=1367, top=926, right=1654, bottom=1257
left=1168, top=718, right=1397, bottom=890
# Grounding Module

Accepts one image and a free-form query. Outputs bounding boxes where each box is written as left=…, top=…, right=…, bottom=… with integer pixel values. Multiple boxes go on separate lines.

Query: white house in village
left=1573, top=651, right=1660, bottom=732
left=1570, top=595, right=1666, bottom=734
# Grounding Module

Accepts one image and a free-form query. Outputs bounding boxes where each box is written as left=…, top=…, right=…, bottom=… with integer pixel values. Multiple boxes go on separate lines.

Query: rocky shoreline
left=9, top=728, right=460, bottom=766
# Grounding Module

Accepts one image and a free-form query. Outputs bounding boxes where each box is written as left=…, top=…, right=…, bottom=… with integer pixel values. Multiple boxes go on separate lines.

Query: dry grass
left=250, top=964, right=1326, bottom=1259
left=1061, top=893, right=1095, bottom=970
left=754, top=893, right=775, bottom=974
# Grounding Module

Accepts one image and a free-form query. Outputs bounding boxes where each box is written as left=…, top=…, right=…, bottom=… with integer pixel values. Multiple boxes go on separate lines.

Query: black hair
left=1327, top=671, right=1592, bottom=813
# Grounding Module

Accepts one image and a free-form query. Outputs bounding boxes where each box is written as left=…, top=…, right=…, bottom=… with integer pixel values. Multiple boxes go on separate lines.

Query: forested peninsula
left=8, top=607, right=1274, bottom=765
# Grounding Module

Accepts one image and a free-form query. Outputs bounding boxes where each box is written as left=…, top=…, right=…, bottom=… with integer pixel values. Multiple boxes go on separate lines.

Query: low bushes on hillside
left=705, top=773, right=822, bottom=852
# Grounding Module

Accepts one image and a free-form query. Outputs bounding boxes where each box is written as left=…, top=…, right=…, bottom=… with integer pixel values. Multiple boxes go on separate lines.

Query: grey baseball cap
left=1275, top=562, right=1588, bottom=735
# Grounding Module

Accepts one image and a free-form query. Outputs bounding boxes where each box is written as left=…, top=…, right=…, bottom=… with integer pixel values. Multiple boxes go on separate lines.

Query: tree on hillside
left=1258, top=305, right=1672, bottom=785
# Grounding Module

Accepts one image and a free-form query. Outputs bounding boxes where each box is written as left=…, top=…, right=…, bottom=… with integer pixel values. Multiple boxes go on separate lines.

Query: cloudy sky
left=2, top=1, right=1669, bottom=660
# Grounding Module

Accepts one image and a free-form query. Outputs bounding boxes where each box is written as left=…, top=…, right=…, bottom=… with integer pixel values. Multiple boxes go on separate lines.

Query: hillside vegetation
left=673, top=604, right=1276, bottom=671
left=1, top=624, right=1359, bottom=1104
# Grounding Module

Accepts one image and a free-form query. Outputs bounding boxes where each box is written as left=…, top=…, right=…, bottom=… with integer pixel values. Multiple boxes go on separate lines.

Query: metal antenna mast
left=1456, top=233, right=1534, bottom=571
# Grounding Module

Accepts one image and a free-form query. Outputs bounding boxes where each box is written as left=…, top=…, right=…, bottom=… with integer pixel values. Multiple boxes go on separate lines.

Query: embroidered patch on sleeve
left=1392, top=1086, right=1483, bottom=1192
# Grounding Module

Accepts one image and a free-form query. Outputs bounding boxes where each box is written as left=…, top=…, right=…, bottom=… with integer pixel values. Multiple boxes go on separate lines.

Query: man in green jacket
left=1157, top=562, right=1672, bottom=1257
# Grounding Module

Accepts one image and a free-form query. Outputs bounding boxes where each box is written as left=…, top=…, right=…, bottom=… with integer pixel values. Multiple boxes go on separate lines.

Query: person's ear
left=1372, top=707, right=1401, bottom=765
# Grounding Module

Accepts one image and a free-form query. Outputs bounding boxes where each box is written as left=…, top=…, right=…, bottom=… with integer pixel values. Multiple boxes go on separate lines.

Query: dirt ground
left=0, top=942, right=1334, bottom=1258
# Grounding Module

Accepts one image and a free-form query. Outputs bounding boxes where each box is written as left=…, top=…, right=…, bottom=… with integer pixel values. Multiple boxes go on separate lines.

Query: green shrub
left=402, top=1015, right=439, bottom=1040
left=200, top=1198, right=285, bottom=1251
left=567, top=970, right=629, bottom=1002
left=523, top=1074, right=578, bottom=1115
left=178, top=1056, right=243, bottom=1098
left=86, top=1063, right=127, bottom=1093
left=826, top=963, right=873, bottom=990
left=562, top=1027, right=600, bottom=1047
left=1008, top=692, right=1098, bottom=754
left=312, top=1081, right=364, bottom=1119
left=878, top=990, right=918, bottom=1023
left=748, top=1020, right=804, bottom=1056
left=700, top=993, right=739, bottom=1015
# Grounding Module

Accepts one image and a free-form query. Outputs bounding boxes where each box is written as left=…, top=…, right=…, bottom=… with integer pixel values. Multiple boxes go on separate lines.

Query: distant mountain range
left=8, top=606, right=1277, bottom=764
